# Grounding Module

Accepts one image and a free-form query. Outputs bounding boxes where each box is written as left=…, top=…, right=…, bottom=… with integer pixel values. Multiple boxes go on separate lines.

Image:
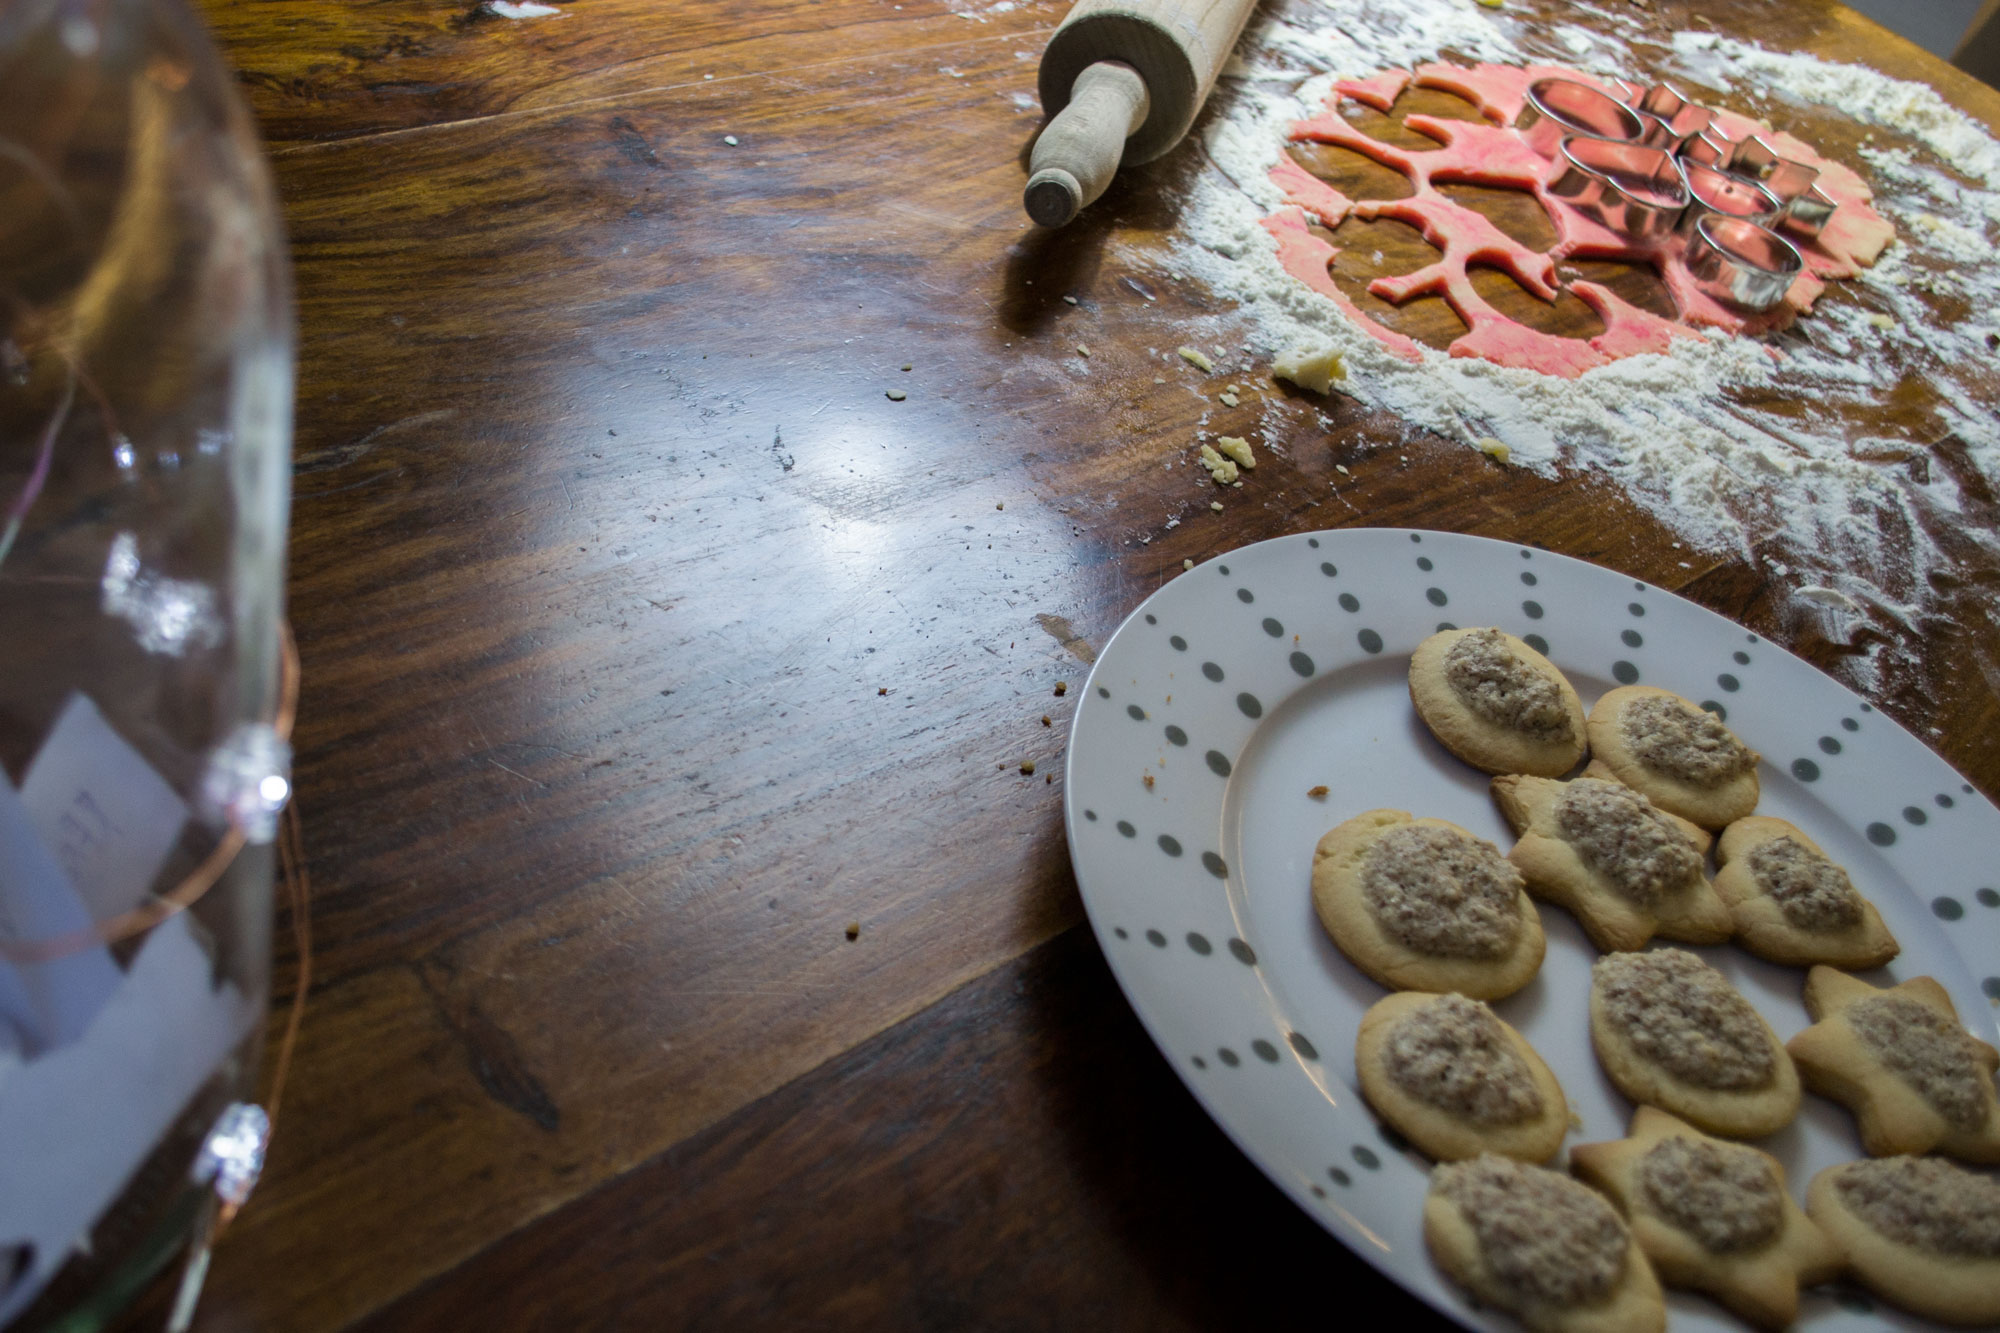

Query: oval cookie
left=1356, top=990, right=1568, bottom=1163
left=1585, top=686, right=1759, bottom=829
left=1410, top=627, right=1586, bottom=777
left=1311, top=809, right=1545, bottom=1000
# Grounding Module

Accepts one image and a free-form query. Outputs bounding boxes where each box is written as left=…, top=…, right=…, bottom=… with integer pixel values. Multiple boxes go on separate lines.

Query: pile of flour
left=1174, top=0, right=2000, bottom=698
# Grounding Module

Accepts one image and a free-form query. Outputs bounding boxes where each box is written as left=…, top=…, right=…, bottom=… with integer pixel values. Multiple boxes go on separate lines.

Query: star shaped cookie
left=1787, top=966, right=2000, bottom=1161
left=1493, top=774, right=1730, bottom=952
left=1571, top=1106, right=1841, bottom=1330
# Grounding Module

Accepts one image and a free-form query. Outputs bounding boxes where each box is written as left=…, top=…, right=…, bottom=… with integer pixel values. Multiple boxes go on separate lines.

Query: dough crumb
left=1477, top=437, right=1511, bottom=464
left=1020, top=759, right=1036, bottom=775
left=1077, top=344, right=1091, bottom=358
left=1219, top=391, right=1240, bottom=407
left=1307, top=785, right=1329, bottom=798
left=1216, top=436, right=1255, bottom=469
left=723, top=134, right=739, bottom=145
left=1178, top=345, right=1215, bottom=372
left=1063, top=294, right=1079, bottom=305
left=1335, top=463, right=1350, bottom=475
left=1210, top=500, right=1224, bottom=511
left=1053, top=681, right=1068, bottom=696
left=1273, top=345, right=1346, bottom=394
left=1183, top=558, right=1194, bottom=570
left=885, top=388, right=907, bottom=401
left=1198, top=444, right=1240, bottom=485
left=845, top=921, right=860, bottom=940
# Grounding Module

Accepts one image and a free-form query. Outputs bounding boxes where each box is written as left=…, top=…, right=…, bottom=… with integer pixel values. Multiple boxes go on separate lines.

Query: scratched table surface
left=114, top=0, right=2000, bottom=1328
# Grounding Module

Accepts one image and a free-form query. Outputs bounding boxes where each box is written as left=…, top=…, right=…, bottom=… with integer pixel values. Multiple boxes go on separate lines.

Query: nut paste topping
left=1834, top=1156, right=2000, bottom=1258
left=1555, top=780, right=1701, bottom=905
left=1848, top=994, right=1992, bottom=1130
left=1595, top=949, right=1775, bottom=1091
left=1745, top=835, right=1864, bottom=932
left=1362, top=823, right=1524, bottom=959
left=1636, top=1135, right=1783, bottom=1254
left=1444, top=629, right=1573, bottom=742
left=1435, top=1154, right=1629, bottom=1306
left=1622, top=694, right=1755, bottom=787
left=1384, top=993, right=1543, bottom=1123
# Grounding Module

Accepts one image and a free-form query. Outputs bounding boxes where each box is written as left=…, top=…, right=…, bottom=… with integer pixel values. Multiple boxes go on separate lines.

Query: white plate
left=1063, top=528, right=2000, bottom=1332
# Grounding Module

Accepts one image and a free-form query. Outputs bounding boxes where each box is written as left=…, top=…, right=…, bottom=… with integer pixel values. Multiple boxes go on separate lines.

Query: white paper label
left=21, top=693, right=189, bottom=924
left=0, top=913, right=257, bottom=1323
left=0, top=780, right=122, bottom=1054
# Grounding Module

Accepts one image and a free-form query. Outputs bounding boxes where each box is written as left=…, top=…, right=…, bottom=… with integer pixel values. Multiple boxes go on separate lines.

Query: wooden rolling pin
left=1024, top=0, right=1261, bottom=228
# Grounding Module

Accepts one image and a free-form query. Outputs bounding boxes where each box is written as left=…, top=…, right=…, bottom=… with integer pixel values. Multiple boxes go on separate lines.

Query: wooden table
left=143, top=0, right=2000, bottom=1327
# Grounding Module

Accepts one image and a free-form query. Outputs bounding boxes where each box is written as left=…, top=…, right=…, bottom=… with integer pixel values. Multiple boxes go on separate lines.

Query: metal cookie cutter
left=1679, top=127, right=1744, bottom=170
left=1548, top=136, right=1691, bottom=244
left=1728, top=135, right=1818, bottom=200
left=1684, top=213, right=1804, bottom=313
left=1676, top=157, right=1781, bottom=234
left=1780, top=183, right=1839, bottom=239
left=1516, top=78, right=1643, bottom=159
left=1630, top=83, right=1712, bottom=149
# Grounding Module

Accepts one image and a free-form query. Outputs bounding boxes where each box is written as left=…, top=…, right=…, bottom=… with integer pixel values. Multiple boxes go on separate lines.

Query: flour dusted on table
left=1176, top=0, right=2000, bottom=695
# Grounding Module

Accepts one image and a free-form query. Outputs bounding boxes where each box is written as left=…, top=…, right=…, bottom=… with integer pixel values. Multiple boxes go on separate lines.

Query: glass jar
left=0, top=0, right=293, bottom=1326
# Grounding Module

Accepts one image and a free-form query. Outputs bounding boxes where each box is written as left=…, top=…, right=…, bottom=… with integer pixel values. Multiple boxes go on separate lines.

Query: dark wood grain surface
left=129, top=0, right=2000, bottom=1327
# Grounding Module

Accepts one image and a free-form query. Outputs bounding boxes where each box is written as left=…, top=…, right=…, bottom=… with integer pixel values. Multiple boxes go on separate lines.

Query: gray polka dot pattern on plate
left=1186, top=932, right=1212, bottom=955
left=1252, top=1039, right=1280, bottom=1063
left=1158, top=835, right=1182, bottom=857
left=1933, top=896, right=1963, bottom=921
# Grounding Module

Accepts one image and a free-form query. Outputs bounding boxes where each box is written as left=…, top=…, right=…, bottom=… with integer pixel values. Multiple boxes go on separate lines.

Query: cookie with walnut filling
left=1787, top=967, right=2000, bottom=1161
left=1571, top=1107, right=1840, bottom=1330
left=1311, top=809, right=1545, bottom=1000
left=1590, top=949, right=1800, bottom=1138
left=1409, top=627, right=1587, bottom=777
left=1493, top=775, right=1730, bottom=953
left=1355, top=990, right=1568, bottom=1163
left=1713, top=816, right=1899, bottom=969
left=1426, top=1153, right=1666, bottom=1333
left=1585, top=686, right=1759, bottom=829
left=1807, top=1155, right=2000, bottom=1326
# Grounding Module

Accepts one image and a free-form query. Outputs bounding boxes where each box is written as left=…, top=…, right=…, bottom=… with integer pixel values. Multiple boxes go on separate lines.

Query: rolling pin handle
left=1024, top=60, right=1151, bottom=228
